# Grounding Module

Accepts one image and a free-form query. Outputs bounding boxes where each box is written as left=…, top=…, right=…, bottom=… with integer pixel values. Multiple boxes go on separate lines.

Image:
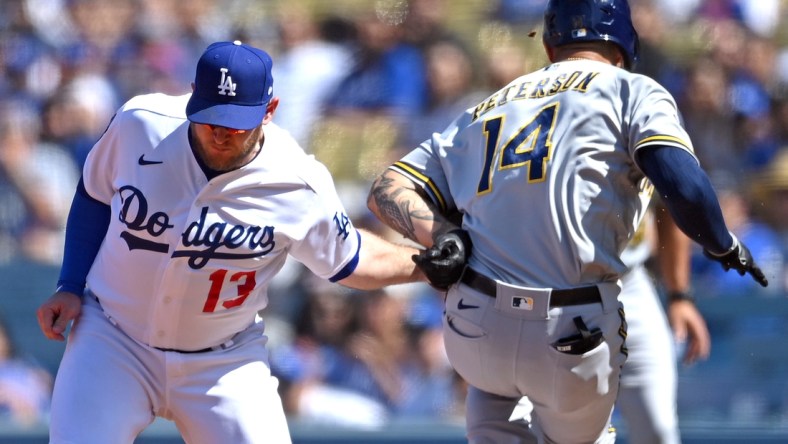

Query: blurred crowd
left=1, top=0, right=788, bottom=429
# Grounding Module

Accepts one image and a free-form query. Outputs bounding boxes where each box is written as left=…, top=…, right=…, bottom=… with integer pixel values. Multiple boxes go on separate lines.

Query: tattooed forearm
left=379, top=198, right=418, bottom=241
left=370, top=174, right=435, bottom=244
left=372, top=187, right=424, bottom=240
left=369, top=171, right=461, bottom=246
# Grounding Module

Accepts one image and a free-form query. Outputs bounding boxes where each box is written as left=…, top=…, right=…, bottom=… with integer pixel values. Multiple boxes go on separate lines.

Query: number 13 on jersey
left=203, top=269, right=256, bottom=312
left=477, top=103, right=559, bottom=194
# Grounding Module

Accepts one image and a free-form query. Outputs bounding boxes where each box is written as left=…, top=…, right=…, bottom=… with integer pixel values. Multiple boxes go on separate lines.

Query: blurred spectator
left=737, top=31, right=781, bottom=96
left=270, top=281, right=389, bottom=428
left=474, top=22, right=537, bottom=92
left=0, top=0, right=62, bottom=103
left=271, top=4, right=353, bottom=148
left=736, top=0, right=780, bottom=38
left=397, top=287, right=463, bottom=420
left=648, top=0, right=702, bottom=24
left=631, top=0, right=684, bottom=94
left=57, top=0, right=139, bottom=82
left=729, top=34, right=782, bottom=170
left=40, top=74, right=117, bottom=168
left=170, top=0, right=233, bottom=49
left=104, top=0, right=185, bottom=98
left=341, top=287, right=458, bottom=420
left=750, top=148, right=788, bottom=290
left=127, top=0, right=233, bottom=97
left=694, top=0, right=743, bottom=22
left=324, top=9, right=428, bottom=121
left=18, top=0, right=74, bottom=50
left=340, top=289, right=420, bottom=413
left=691, top=181, right=785, bottom=296
left=694, top=0, right=780, bottom=37
left=271, top=278, right=462, bottom=426
left=401, top=0, right=464, bottom=50
left=701, top=18, right=748, bottom=96
left=677, top=56, right=739, bottom=181
left=402, top=38, right=487, bottom=149
left=774, top=92, right=788, bottom=143
left=696, top=14, right=783, bottom=175
left=489, top=0, right=545, bottom=25
left=0, top=99, right=79, bottom=265
left=312, top=8, right=428, bottom=183
left=0, top=314, right=52, bottom=427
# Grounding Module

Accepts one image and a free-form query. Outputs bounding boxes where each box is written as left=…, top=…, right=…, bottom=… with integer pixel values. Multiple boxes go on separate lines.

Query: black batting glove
left=703, top=234, right=768, bottom=287
left=412, top=229, right=472, bottom=290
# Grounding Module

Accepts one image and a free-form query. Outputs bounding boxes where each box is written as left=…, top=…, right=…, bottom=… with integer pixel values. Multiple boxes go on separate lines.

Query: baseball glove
left=412, top=229, right=472, bottom=290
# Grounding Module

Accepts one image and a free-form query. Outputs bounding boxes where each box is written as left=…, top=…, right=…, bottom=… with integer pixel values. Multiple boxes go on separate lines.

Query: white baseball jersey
left=392, top=59, right=695, bottom=288
left=617, top=212, right=682, bottom=442
left=620, top=211, right=654, bottom=269
left=82, top=93, right=360, bottom=351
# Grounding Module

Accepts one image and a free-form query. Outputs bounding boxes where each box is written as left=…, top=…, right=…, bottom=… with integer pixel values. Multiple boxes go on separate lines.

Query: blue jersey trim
left=329, top=230, right=361, bottom=283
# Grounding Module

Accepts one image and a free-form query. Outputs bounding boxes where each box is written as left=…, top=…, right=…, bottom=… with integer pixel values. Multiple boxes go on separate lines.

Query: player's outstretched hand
left=36, top=291, right=83, bottom=341
left=412, top=229, right=472, bottom=290
left=703, top=236, right=768, bottom=287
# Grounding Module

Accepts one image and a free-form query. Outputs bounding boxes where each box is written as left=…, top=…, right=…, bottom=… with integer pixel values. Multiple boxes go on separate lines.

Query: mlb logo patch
left=512, top=296, right=534, bottom=310
left=572, top=28, right=588, bottom=38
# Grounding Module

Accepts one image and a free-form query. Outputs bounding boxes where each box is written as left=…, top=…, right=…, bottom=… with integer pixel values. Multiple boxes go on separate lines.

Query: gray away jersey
left=392, top=59, right=695, bottom=288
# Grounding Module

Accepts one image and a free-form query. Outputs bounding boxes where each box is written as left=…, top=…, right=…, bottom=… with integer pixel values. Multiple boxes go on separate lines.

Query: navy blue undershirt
left=636, top=145, right=733, bottom=254
left=56, top=178, right=111, bottom=295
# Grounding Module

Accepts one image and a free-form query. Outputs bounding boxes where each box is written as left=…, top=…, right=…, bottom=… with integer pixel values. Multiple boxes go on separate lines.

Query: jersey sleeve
left=626, top=75, right=697, bottom=161
left=388, top=116, right=463, bottom=215
left=81, top=111, right=123, bottom=204
left=287, top=158, right=361, bottom=280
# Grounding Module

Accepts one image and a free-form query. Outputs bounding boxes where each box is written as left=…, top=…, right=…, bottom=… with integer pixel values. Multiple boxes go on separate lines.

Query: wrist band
left=706, top=232, right=739, bottom=257
left=668, top=290, right=695, bottom=303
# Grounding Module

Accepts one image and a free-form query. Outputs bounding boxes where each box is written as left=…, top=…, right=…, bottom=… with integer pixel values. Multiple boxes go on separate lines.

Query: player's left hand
left=412, top=229, right=472, bottom=290
left=668, top=299, right=710, bottom=365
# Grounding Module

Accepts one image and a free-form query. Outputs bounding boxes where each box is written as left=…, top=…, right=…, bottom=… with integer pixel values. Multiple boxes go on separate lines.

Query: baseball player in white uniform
left=36, top=40, right=425, bottom=444
left=367, top=1, right=768, bottom=443
left=615, top=207, right=710, bottom=443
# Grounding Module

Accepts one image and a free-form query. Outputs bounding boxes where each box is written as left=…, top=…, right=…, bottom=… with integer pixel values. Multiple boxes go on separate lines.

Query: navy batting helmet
left=542, top=0, right=639, bottom=69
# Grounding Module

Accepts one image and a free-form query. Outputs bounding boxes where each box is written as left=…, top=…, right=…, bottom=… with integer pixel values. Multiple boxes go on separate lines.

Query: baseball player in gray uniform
left=512, top=206, right=711, bottom=443
left=367, top=0, right=768, bottom=443
left=36, top=40, right=425, bottom=444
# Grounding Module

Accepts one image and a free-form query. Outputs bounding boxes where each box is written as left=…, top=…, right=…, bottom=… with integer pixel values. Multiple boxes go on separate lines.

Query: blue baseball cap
left=186, top=40, right=274, bottom=130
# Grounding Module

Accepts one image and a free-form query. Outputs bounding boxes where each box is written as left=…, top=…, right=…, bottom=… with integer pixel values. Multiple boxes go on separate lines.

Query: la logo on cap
left=218, top=68, right=237, bottom=97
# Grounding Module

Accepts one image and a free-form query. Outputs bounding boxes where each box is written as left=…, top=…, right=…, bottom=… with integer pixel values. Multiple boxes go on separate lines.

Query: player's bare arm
left=655, top=205, right=711, bottom=364
left=36, top=291, right=82, bottom=341
left=654, top=206, right=691, bottom=294
left=337, top=228, right=425, bottom=290
left=667, top=297, right=710, bottom=364
left=368, top=169, right=458, bottom=247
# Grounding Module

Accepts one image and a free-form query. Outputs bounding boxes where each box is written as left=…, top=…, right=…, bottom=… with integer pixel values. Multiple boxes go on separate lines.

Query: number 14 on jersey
left=477, top=103, right=559, bottom=194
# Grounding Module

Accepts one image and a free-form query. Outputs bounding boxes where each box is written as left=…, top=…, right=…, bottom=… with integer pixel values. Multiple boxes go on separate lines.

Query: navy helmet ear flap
left=542, top=0, right=640, bottom=69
